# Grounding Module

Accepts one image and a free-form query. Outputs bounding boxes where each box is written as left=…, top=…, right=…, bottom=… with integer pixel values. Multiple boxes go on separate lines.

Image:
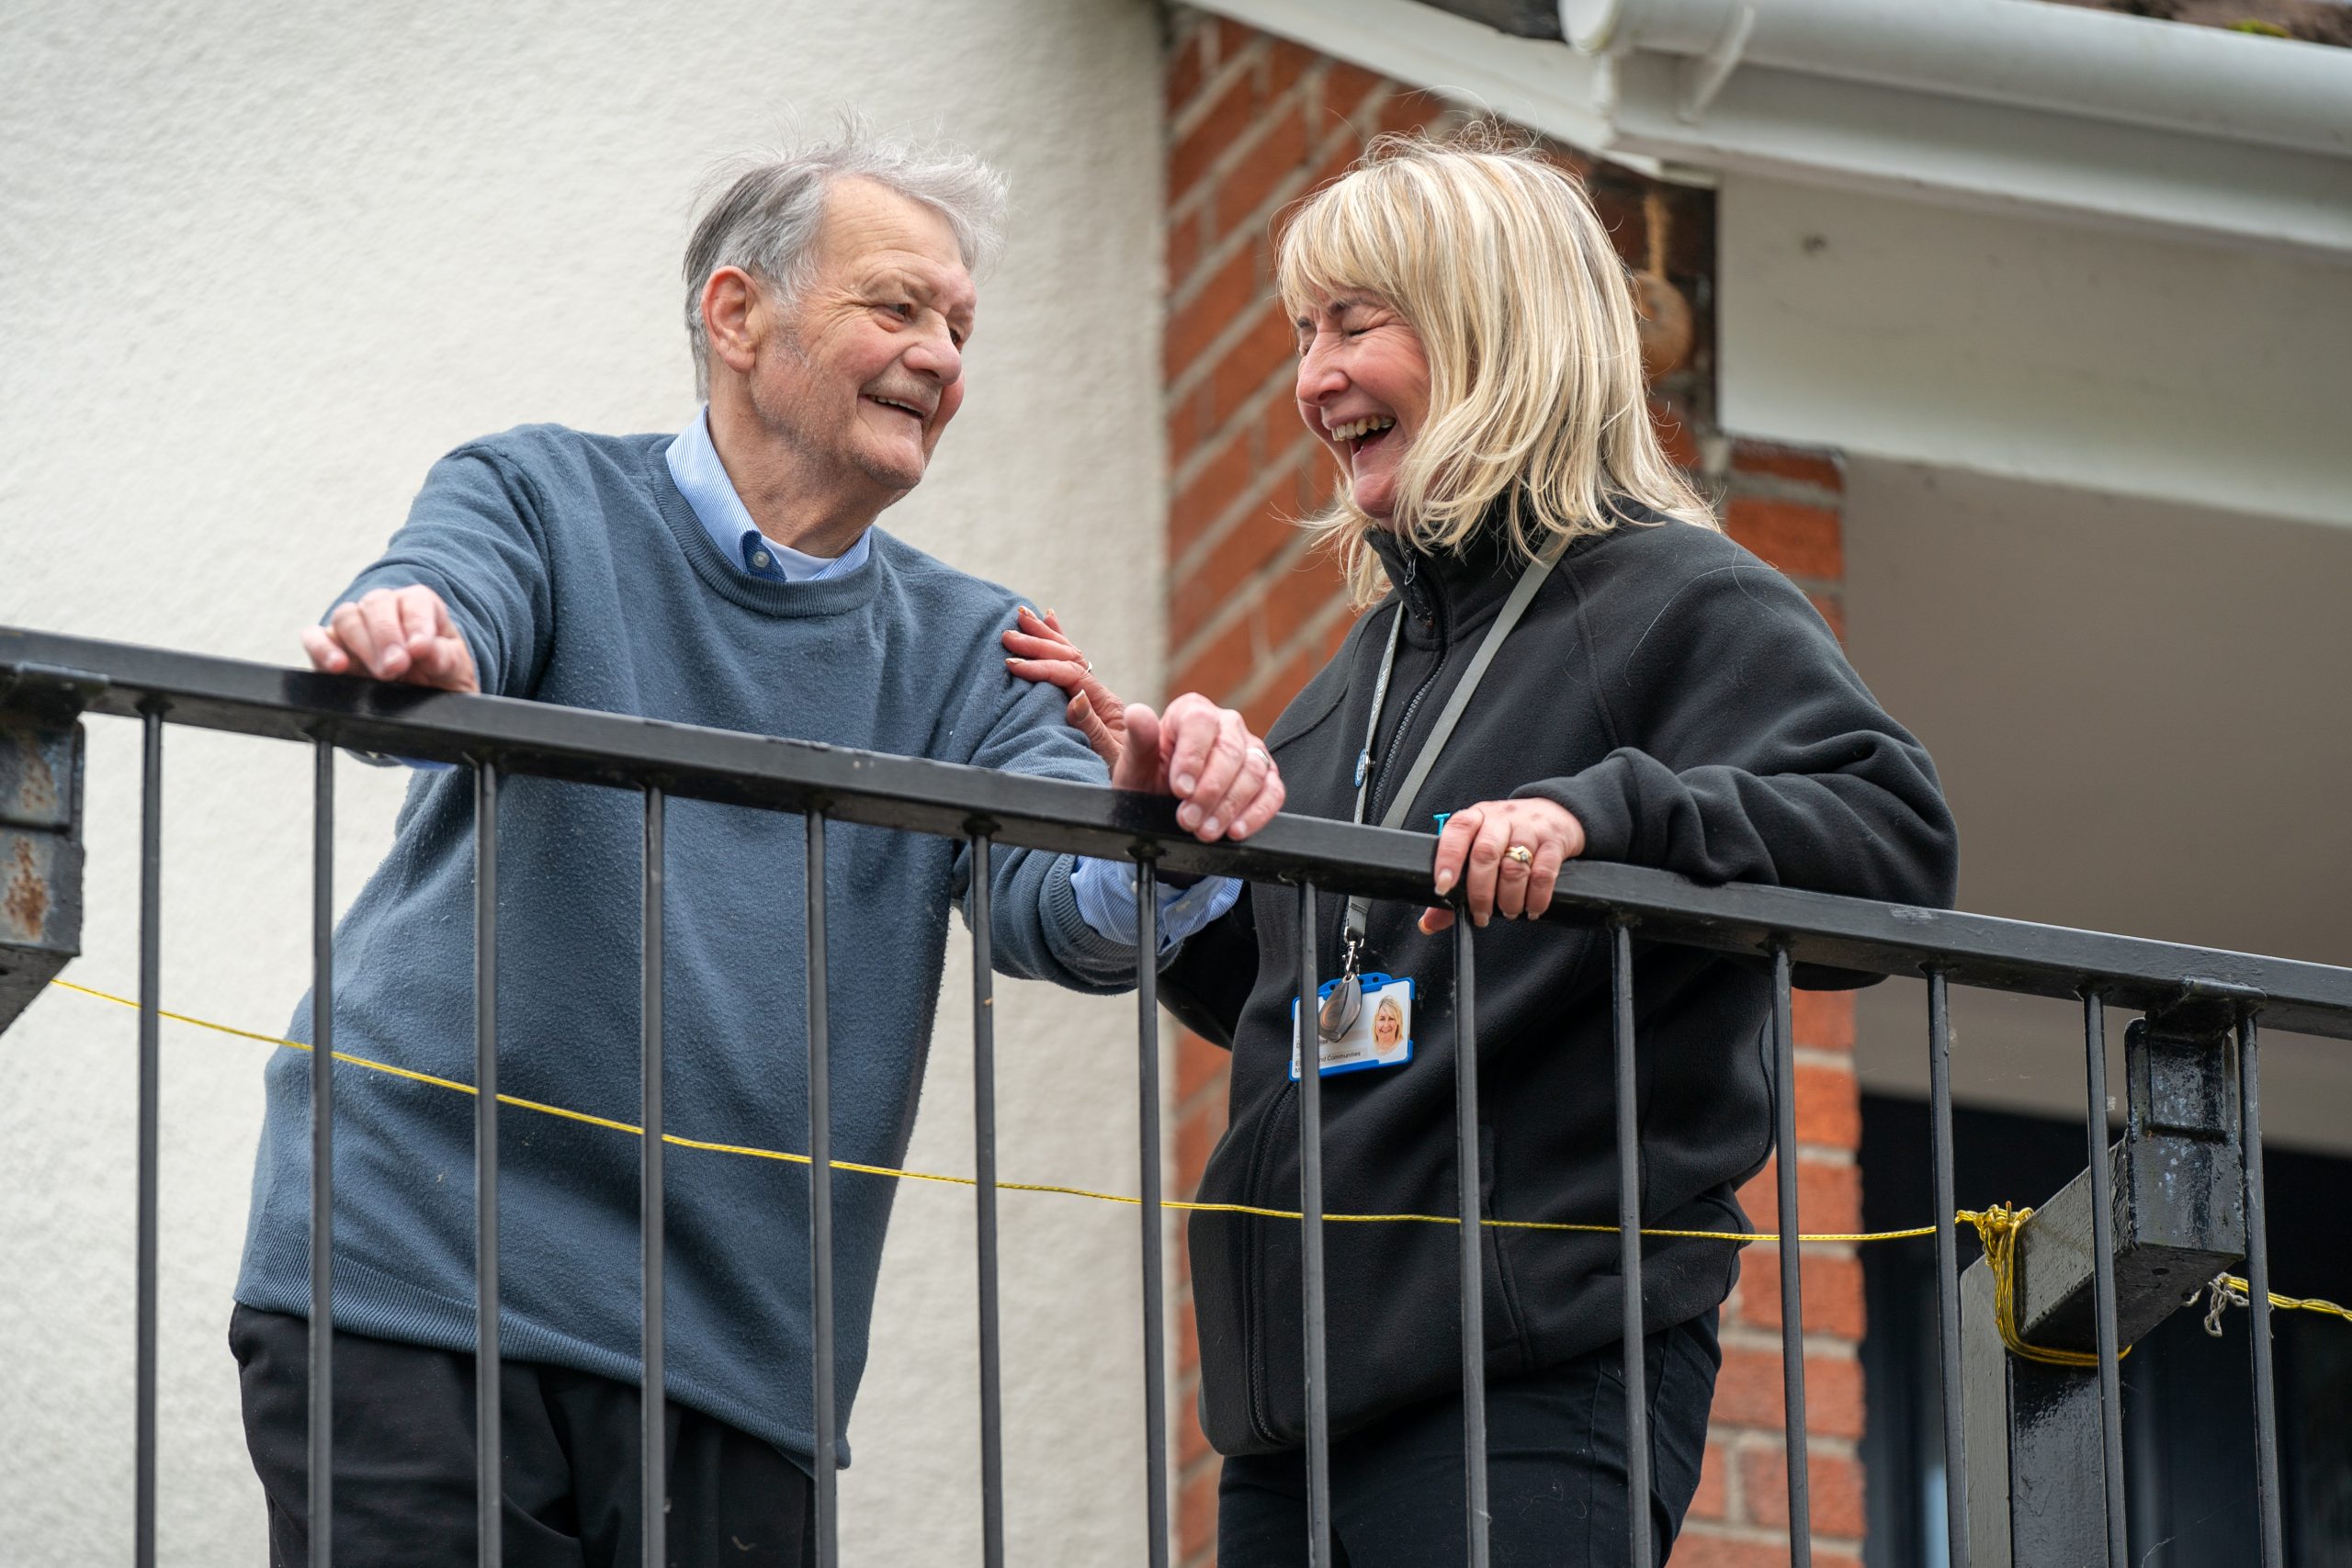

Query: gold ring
left=1504, top=843, right=1534, bottom=866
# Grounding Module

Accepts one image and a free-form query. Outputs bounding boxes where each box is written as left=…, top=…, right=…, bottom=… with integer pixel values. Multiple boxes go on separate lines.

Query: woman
left=1368, top=993, right=1406, bottom=1056
left=1006, top=130, right=1956, bottom=1564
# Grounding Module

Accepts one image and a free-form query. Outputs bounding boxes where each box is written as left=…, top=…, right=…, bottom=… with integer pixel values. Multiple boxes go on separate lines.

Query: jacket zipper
left=1365, top=564, right=1450, bottom=824
left=1241, top=1075, right=1296, bottom=1445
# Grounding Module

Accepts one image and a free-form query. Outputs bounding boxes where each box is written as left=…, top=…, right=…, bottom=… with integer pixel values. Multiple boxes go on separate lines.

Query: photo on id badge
left=1292, top=974, right=1416, bottom=1080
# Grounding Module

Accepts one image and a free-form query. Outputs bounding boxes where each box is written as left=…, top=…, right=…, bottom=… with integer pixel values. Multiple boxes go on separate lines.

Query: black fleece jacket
left=1161, top=512, right=1958, bottom=1458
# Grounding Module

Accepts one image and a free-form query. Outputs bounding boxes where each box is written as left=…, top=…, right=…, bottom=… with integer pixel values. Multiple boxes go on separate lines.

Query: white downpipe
left=1559, top=0, right=2352, bottom=157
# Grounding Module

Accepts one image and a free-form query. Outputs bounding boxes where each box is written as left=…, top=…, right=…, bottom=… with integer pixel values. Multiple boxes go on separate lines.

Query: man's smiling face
left=749, top=177, right=977, bottom=507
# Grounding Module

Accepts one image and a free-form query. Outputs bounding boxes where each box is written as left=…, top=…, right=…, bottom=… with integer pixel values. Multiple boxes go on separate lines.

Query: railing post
left=473, top=761, right=501, bottom=1568
left=135, top=706, right=163, bottom=1568
left=1769, top=945, right=1814, bottom=1567
left=1925, top=971, right=1967, bottom=1568
left=968, top=830, right=1006, bottom=1568
left=1136, top=857, right=1170, bottom=1568
left=639, top=785, right=666, bottom=1566
left=2238, top=1010, right=2284, bottom=1568
left=806, top=809, right=838, bottom=1566
left=1608, top=921, right=1651, bottom=1567
left=1453, top=918, right=1488, bottom=1567
left=1295, top=883, right=1331, bottom=1565
left=309, top=741, right=335, bottom=1567
left=1962, top=1003, right=2246, bottom=1564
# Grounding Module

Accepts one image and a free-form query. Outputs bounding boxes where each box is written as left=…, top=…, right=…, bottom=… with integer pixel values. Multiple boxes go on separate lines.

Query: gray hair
left=682, top=123, right=1010, bottom=396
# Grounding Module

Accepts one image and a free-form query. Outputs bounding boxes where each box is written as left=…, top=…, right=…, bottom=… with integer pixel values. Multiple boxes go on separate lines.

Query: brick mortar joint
left=1166, top=283, right=1289, bottom=405
left=1166, top=92, right=1401, bottom=296
left=1725, top=1430, right=1862, bottom=1461
left=1166, top=357, right=1300, bottom=496
left=1171, top=530, right=1332, bottom=683
left=1169, top=498, right=1324, bottom=664
left=1227, top=591, right=1356, bottom=715
left=1726, top=469, right=1844, bottom=509
left=1165, top=81, right=1419, bottom=308
left=1168, top=68, right=1315, bottom=231
left=1168, top=456, right=1317, bottom=608
left=1168, top=39, right=1265, bottom=144
left=1718, top=1325, right=1865, bottom=1358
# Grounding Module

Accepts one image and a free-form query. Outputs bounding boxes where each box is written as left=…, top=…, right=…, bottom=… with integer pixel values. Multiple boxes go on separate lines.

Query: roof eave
left=1190, top=0, right=2352, bottom=261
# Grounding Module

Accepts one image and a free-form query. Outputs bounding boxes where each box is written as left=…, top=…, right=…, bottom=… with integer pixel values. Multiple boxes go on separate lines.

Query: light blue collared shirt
left=665, top=408, right=873, bottom=583
left=667, top=408, right=1238, bottom=954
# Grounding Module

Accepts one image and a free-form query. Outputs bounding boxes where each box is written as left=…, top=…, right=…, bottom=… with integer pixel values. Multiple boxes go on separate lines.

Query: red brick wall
left=1161, top=13, right=1865, bottom=1564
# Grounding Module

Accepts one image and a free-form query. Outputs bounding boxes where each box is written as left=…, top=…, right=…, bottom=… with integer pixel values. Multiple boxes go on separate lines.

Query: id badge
left=1291, top=973, right=1416, bottom=1080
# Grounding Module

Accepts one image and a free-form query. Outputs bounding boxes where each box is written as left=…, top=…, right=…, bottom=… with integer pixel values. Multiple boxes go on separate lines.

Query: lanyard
left=1336, top=535, right=1568, bottom=961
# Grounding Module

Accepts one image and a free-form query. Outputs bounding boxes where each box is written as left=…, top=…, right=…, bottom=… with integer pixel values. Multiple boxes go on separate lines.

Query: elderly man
left=229, top=130, right=1277, bottom=1565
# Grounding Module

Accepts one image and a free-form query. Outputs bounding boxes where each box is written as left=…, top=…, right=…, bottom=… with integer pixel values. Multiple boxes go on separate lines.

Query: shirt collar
left=664, top=407, right=872, bottom=584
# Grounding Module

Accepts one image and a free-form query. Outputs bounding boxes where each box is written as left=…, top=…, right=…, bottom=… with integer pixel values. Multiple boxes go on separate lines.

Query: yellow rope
left=2218, top=1276, right=2352, bottom=1327
left=31, top=973, right=2349, bottom=1346
left=37, top=978, right=1925, bottom=1243
left=1958, top=1202, right=2120, bottom=1369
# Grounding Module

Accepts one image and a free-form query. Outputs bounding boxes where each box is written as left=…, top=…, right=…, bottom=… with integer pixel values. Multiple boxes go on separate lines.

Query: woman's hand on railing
left=301, top=585, right=480, bottom=694
left=1110, top=692, right=1283, bottom=843
left=1419, top=796, right=1586, bottom=932
left=1001, top=605, right=1125, bottom=768
left=1003, top=605, right=1280, bottom=841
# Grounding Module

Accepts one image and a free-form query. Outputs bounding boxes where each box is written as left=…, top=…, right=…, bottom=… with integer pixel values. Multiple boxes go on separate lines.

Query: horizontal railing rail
left=8, top=626, right=2350, bottom=1036
left=5, top=618, right=2346, bottom=1568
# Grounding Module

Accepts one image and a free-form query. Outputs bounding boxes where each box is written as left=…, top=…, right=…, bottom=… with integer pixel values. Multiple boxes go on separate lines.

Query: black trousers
left=231, top=1305, right=815, bottom=1568
left=1217, top=1313, right=1719, bottom=1568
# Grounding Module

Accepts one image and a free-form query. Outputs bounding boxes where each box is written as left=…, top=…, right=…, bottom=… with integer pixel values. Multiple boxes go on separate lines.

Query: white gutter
left=1560, top=0, right=2351, bottom=158
left=1190, top=0, right=2352, bottom=259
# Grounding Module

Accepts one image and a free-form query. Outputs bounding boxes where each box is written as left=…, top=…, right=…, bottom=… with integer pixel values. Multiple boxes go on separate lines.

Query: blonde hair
left=1276, top=127, right=1716, bottom=605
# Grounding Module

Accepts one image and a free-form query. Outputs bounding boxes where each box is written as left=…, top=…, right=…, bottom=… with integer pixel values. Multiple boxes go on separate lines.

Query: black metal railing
left=5, top=622, right=2350, bottom=1568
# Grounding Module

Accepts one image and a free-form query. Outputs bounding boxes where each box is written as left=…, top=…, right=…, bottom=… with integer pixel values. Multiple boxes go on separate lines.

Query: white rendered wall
left=0, top=1, right=1168, bottom=1562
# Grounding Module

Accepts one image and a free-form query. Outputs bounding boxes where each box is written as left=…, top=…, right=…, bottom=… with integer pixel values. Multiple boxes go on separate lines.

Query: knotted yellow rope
left=1960, top=1202, right=2121, bottom=1369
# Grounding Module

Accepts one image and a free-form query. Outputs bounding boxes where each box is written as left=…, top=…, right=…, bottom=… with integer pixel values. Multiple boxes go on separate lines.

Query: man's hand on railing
left=1003, top=606, right=1281, bottom=843
left=300, top=585, right=480, bottom=694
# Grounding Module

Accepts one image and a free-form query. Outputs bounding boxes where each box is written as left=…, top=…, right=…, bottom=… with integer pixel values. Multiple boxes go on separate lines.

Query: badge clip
left=1317, top=933, right=1364, bottom=1043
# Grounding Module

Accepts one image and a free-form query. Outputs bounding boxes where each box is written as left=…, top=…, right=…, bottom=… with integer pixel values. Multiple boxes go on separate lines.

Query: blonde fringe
left=1275, top=124, right=1716, bottom=607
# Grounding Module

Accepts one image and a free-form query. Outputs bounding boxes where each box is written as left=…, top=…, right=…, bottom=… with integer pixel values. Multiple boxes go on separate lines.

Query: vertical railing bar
left=134, top=707, right=163, bottom=1568
left=969, top=832, right=1005, bottom=1568
left=2079, top=990, right=2128, bottom=1568
left=309, top=741, right=335, bottom=1568
left=1925, top=970, right=1967, bottom=1568
left=1136, top=858, right=1170, bottom=1568
left=1295, top=884, right=1331, bottom=1566
left=807, top=809, right=838, bottom=1568
left=474, top=761, right=502, bottom=1568
left=1609, top=921, right=1653, bottom=1567
left=2237, top=1010, right=2284, bottom=1568
left=1770, top=945, right=1814, bottom=1566
left=640, top=786, right=666, bottom=1568
left=1453, top=918, right=1489, bottom=1568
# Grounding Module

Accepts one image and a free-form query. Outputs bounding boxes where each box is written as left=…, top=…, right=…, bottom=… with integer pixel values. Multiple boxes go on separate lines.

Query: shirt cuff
left=1070, top=857, right=1242, bottom=953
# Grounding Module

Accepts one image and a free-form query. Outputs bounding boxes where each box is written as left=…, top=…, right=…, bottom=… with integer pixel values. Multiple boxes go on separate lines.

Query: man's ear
left=702, top=266, right=763, bottom=377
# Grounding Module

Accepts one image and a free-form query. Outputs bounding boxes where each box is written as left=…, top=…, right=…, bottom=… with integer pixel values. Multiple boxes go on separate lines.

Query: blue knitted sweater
left=234, top=424, right=1138, bottom=1468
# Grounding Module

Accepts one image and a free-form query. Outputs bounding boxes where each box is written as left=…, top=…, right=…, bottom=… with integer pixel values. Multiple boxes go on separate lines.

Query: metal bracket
left=1962, top=1011, right=2247, bottom=1564
left=0, top=660, right=107, bottom=728
left=1675, top=1, right=1754, bottom=124
left=0, top=716, right=86, bottom=1034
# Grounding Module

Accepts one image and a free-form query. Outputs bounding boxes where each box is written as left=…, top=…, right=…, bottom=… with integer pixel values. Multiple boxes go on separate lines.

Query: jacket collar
left=1364, top=515, right=1526, bottom=649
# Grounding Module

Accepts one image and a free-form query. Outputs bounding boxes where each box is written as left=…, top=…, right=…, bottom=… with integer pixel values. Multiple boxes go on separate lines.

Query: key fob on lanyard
left=1317, top=935, right=1364, bottom=1043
